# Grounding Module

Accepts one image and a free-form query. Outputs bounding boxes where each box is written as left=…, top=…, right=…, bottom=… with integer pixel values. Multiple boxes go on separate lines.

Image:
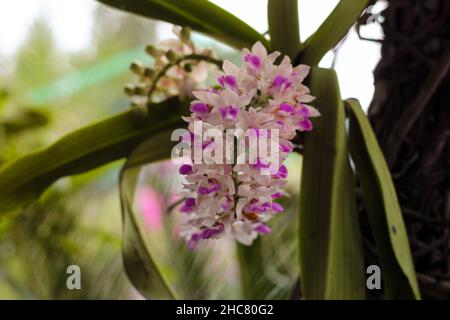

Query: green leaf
left=0, top=89, right=10, bottom=112
left=0, top=97, right=188, bottom=214
left=1, top=109, right=49, bottom=135
left=268, top=0, right=301, bottom=59
left=324, top=161, right=364, bottom=299
left=298, top=0, right=369, bottom=65
left=119, top=132, right=179, bottom=299
left=346, top=98, right=421, bottom=299
left=299, top=67, right=364, bottom=299
left=97, top=0, right=270, bottom=50
left=236, top=240, right=276, bottom=299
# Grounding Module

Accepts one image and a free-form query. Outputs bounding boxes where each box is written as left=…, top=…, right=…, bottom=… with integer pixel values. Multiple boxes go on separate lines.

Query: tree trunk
left=368, top=0, right=450, bottom=299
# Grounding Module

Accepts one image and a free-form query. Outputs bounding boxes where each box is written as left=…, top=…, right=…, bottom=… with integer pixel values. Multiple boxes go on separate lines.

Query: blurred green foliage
left=0, top=4, right=159, bottom=299
left=0, top=3, right=292, bottom=300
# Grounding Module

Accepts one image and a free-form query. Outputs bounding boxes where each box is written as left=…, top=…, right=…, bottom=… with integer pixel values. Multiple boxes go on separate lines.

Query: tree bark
left=368, top=0, right=450, bottom=299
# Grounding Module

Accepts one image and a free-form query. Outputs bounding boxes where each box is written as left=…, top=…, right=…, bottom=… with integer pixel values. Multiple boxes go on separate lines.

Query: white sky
left=0, top=0, right=385, bottom=110
left=0, top=0, right=95, bottom=53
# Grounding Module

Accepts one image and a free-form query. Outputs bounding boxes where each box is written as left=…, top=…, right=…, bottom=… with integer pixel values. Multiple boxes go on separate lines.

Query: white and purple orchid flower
left=178, top=41, right=319, bottom=249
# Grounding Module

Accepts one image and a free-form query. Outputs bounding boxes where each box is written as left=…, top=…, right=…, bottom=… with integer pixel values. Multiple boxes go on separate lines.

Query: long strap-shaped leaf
left=97, top=0, right=270, bottom=50
left=0, top=98, right=188, bottom=214
left=236, top=241, right=276, bottom=299
left=119, top=131, right=179, bottom=299
left=268, top=0, right=301, bottom=60
left=299, top=67, right=364, bottom=299
left=297, top=0, right=369, bottom=65
left=346, top=98, right=420, bottom=299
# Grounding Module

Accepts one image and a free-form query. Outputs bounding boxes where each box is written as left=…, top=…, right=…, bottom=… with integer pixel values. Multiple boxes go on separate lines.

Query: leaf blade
left=298, top=0, right=369, bottom=65
left=268, top=0, right=301, bottom=59
left=0, top=98, right=188, bottom=213
left=325, top=161, right=365, bottom=299
left=236, top=241, right=275, bottom=300
left=346, top=98, right=420, bottom=299
left=97, top=0, right=269, bottom=50
left=119, top=132, right=179, bottom=299
left=299, top=67, right=364, bottom=299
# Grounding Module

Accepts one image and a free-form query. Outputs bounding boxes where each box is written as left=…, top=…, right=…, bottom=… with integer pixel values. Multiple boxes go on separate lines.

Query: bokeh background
left=0, top=0, right=385, bottom=299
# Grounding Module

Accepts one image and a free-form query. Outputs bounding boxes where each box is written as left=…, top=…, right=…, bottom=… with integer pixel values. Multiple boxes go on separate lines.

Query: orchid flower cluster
left=125, top=26, right=218, bottom=108
left=178, top=42, right=320, bottom=250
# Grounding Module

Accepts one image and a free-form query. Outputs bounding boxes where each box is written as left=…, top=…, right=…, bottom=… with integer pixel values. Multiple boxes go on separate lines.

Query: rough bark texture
left=367, top=0, right=450, bottom=299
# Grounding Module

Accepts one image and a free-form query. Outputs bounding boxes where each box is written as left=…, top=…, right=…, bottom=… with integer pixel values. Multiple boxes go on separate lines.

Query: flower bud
left=180, top=27, right=191, bottom=42
left=166, top=50, right=178, bottom=63
left=143, top=68, right=155, bottom=79
left=133, top=84, right=147, bottom=95
left=124, top=84, right=135, bottom=96
left=145, top=45, right=162, bottom=57
left=183, top=63, right=193, bottom=73
left=130, top=61, right=143, bottom=75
